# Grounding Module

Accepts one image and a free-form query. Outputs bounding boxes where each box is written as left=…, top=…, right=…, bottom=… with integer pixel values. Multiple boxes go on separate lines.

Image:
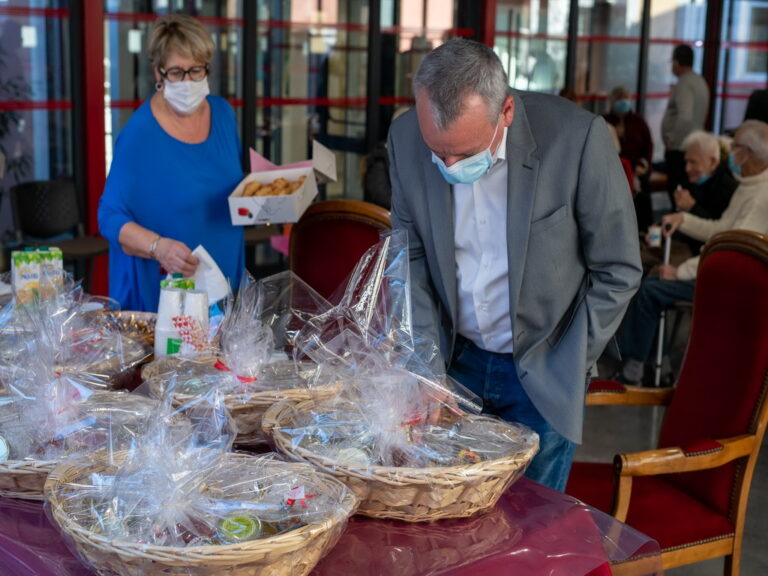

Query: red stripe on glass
left=102, top=13, right=471, bottom=36
left=105, top=12, right=243, bottom=27
left=722, top=40, right=768, bottom=50
left=0, top=100, right=72, bottom=111
left=110, top=96, right=415, bottom=109
left=0, top=7, right=69, bottom=18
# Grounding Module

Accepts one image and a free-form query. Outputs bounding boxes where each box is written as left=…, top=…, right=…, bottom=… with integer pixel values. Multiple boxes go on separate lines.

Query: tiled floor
left=576, top=402, right=768, bottom=575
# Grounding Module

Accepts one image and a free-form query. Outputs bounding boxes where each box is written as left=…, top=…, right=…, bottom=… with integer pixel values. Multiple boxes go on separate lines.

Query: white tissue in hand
left=191, top=246, right=230, bottom=303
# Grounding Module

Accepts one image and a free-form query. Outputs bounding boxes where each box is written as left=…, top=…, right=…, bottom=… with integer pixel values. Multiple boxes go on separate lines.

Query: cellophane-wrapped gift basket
left=0, top=275, right=152, bottom=392
left=0, top=280, right=157, bottom=499
left=44, top=381, right=357, bottom=576
left=142, top=270, right=342, bottom=447
left=262, top=231, right=539, bottom=522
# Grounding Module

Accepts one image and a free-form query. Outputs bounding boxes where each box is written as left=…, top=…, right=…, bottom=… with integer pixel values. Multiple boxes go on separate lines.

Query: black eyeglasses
left=159, top=64, right=209, bottom=83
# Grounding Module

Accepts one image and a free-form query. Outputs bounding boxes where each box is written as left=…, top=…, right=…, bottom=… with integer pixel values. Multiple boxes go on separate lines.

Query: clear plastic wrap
left=44, top=382, right=357, bottom=576
left=0, top=276, right=152, bottom=391
left=262, top=328, right=537, bottom=520
left=0, top=367, right=158, bottom=464
left=219, top=269, right=333, bottom=378
left=0, top=477, right=664, bottom=576
left=260, top=233, right=538, bottom=521
left=142, top=271, right=341, bottom=447
left=0, top=286, right=158, bottom=469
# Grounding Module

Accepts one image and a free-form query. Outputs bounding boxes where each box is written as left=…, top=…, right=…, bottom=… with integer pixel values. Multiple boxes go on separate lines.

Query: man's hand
left=658, top=264, right=678, bottom=280
left=155, top=238, right=199, bottom=277
left=661, top=212, right=684, bottom=236
left=674, top=187, right=696, bottom=212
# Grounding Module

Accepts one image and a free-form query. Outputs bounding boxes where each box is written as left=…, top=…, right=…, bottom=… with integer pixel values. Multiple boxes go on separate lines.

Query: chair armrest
left=586, top=380, right=674, bottom=406
left=617, top=434, right=755, bottom=476
left=610, top=434, right=755, bottom=520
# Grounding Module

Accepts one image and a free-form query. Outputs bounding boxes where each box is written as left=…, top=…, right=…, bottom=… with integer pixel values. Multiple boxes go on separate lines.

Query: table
left=0, top=478, right=660, bottom=576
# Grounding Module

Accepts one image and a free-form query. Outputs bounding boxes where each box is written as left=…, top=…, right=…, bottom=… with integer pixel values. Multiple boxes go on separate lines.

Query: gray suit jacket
left=387, top=90, right=642, bottom=443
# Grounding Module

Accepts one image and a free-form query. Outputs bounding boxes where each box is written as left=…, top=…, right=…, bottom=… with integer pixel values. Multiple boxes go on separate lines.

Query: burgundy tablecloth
left=0, top=478, right=660, bottom=576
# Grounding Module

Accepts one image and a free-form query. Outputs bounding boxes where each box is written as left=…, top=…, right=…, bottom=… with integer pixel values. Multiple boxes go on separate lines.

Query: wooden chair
left=10, top=180, right=108, bottom=291
left=289, top=199, right=391, bottom=300
left=568, top=230, right=768, bottom=575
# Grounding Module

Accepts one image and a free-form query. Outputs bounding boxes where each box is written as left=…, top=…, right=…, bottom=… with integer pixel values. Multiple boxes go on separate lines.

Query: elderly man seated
left=616, top=119, right=768, bottom=385
left=673, top=130, right=738, bottom=254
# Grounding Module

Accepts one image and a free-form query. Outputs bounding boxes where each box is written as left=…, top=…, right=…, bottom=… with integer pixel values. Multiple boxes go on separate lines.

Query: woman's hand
left=154, top=237, right=199, bottom=276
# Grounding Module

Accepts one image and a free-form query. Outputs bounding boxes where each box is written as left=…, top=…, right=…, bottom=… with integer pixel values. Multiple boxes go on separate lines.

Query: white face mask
left=162, top=79, right=210, bottom=115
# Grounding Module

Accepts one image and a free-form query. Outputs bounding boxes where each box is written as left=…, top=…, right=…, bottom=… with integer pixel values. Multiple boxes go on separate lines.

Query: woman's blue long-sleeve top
left=98, top=95, right=244, bottom=312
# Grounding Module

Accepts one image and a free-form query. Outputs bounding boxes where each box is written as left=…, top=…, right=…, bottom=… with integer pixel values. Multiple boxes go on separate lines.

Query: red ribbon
left=214, top=359, right=258, bottom=383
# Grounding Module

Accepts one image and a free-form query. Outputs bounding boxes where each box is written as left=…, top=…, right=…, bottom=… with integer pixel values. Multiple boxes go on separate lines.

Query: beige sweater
left=661, top=71, right=710, bottom=150
left=677, top=167, right=768, bottom=280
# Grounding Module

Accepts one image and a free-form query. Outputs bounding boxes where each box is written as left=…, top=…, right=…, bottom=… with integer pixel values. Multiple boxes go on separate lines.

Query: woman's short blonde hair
left=148, top=14, right=214, bottom=69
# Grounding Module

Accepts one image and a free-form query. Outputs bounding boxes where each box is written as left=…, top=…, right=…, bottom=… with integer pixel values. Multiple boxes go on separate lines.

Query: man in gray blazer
left=387, top=39, right=642, bottom=491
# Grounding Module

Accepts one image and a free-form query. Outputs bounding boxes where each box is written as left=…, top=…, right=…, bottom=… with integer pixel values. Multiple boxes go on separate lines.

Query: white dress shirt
left=453, top=127, right=514, bottom=353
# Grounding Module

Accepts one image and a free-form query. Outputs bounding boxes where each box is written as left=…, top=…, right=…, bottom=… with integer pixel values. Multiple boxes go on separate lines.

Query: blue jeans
left=617, top=277, right=695, bottom=363
left=448, top=336, right=576, bottom=492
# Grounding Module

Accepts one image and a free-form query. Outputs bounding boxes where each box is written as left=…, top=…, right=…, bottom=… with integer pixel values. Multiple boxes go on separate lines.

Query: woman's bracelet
left=148, top=235, right=162, bottom=260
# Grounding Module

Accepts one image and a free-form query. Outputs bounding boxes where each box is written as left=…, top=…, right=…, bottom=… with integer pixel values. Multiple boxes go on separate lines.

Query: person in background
left=673, top=130, right=738, bottom=254
left=387, top=39, right=642, bottom=492
left=744, top=89, right=768, bottom=124
left=661, top=44, right=710, bottom=198
left=604, top=86, right=654, bottom=227
left=615, top=120, right=768, bottom=386
left=604, top=86, right=653, bottom=194
left=99, top=14, right=244, bottom=312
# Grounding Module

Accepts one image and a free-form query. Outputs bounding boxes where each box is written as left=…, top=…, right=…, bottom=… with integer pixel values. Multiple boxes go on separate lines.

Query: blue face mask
left=695, top=173, right=712, bottom=186
left=613, top=99, right=632, bottom=115
left=432, top=121, right=501, bottom=185
left=728, top=152, right=741, bottom=177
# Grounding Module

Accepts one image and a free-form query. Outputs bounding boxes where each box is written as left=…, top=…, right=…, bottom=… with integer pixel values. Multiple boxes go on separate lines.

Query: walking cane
left=653, top=225, right=672, bottom=387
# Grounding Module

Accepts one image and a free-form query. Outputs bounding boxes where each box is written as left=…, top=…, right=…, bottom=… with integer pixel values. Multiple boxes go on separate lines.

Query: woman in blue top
left=99, top=14, right=243, bottom=312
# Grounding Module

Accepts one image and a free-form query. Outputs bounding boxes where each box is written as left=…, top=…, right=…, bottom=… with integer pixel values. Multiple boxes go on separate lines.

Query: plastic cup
left=648, top=224, right=662, bottom=248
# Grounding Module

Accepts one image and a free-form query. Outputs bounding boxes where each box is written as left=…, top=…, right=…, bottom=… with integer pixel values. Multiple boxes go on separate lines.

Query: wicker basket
left=143, top=360, right=337, bottom=447
left=45, top=452, right=357, bottom=576
left=262, top=400, right=539, bottom=522
left=0, top=458, right=57, bottom=500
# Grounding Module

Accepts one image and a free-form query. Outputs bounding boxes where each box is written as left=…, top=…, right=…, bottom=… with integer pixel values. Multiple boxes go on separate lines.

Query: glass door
left=493, top=0, right=570, bottom=96
left=714, top=0, right=768, bottom=133
left=103, top=0, right=243, bottom=172
left=0, top=1, right=73, bottom=269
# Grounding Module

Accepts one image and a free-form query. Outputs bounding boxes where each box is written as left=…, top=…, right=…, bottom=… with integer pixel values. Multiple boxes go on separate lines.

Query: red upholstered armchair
left=567, top=230, right=768, bottom=575
left=289, top=199, right=392, bottom=301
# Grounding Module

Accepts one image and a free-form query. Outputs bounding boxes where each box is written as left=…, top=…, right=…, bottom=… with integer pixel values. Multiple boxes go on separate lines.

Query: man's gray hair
left=413, top=38, right=509, bottom=130
left=739, top=119, right=768, bottom=163
left=682, top=130, right=720, bottom=162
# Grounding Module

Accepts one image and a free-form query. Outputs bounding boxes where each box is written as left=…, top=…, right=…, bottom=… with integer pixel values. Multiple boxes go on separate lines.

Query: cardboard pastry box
left=229, top=167, right=318, bottom=225
left=228, top=140, right=337, bottom=225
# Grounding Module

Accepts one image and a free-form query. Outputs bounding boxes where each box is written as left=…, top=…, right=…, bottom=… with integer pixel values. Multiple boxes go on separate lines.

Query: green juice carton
left=11, top=248, right=41, bottom=303
left=37, top=246, right=64, bottom=299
